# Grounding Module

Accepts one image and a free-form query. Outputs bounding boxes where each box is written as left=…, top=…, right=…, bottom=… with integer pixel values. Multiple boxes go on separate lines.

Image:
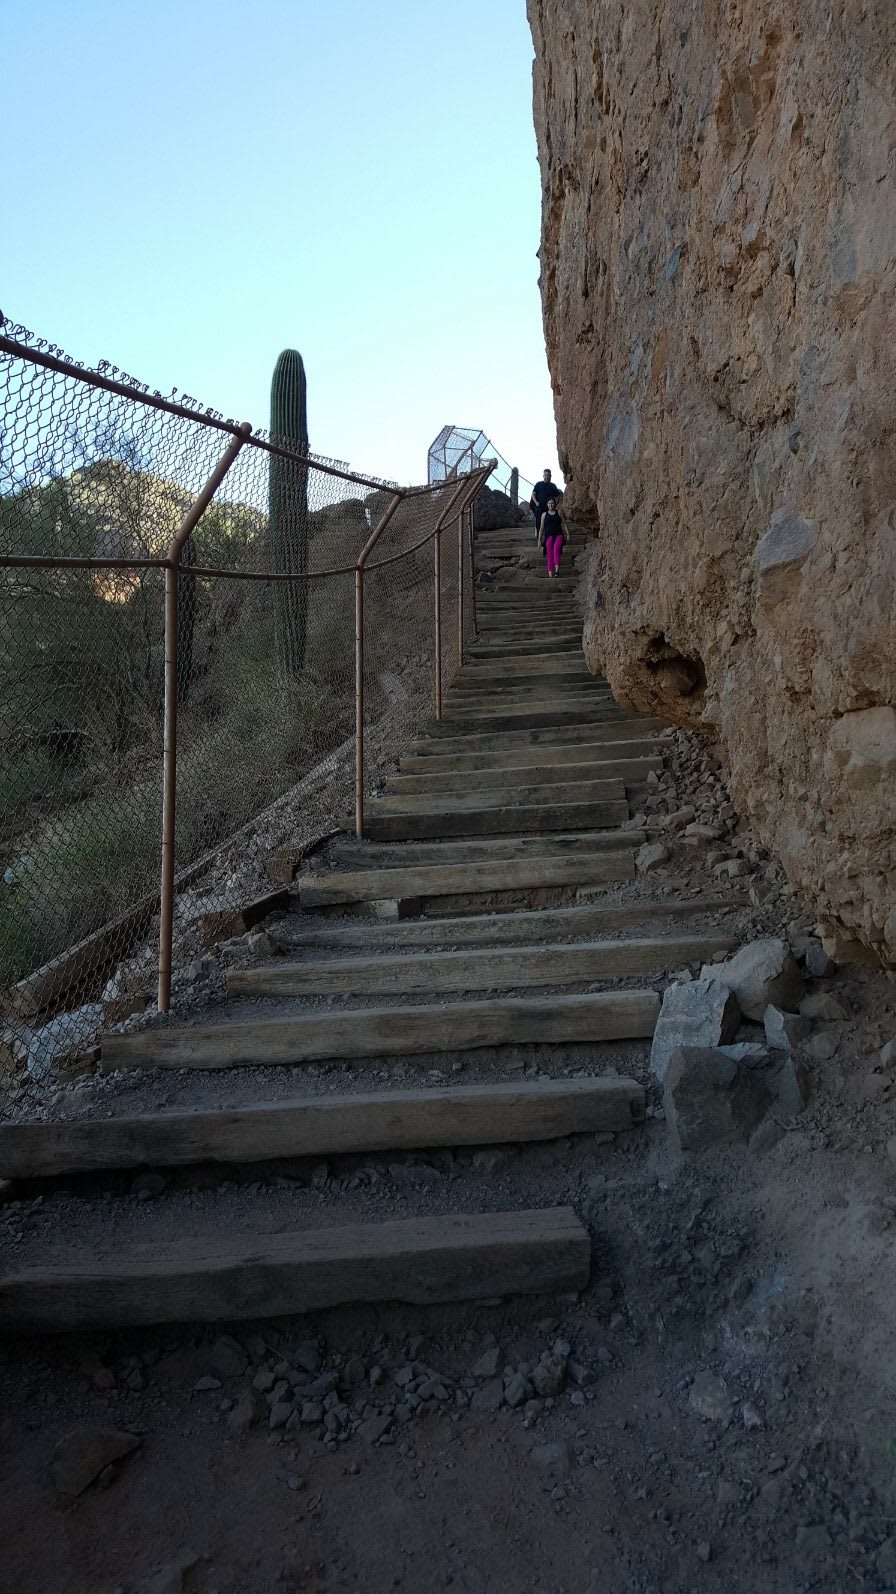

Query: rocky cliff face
left=528, top=0, right=896, bottom=962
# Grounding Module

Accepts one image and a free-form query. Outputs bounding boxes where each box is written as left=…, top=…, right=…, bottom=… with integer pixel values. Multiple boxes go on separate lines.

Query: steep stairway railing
left=0, top=317, right=493, bottom=1114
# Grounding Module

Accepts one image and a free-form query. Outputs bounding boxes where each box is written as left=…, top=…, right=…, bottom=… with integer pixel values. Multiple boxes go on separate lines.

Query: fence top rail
left=0, top=466, right=496, bottom=582
left=0, top=325, right=469, bottom=501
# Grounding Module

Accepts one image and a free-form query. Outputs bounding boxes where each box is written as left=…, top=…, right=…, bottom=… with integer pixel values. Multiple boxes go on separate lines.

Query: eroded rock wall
left=528, top=0, right=896, bottom=961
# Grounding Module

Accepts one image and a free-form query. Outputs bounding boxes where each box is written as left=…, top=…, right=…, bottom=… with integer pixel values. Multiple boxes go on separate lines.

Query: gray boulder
left=700, top=938, right=805, bottom=1021
left=764, top=1006, right=812, bottom=1051
left=650, top=979, right=741, bottom=1084
left=664, top=1047, right=773, bottom=1152
left=777, top=1057, right=811, bottom=1116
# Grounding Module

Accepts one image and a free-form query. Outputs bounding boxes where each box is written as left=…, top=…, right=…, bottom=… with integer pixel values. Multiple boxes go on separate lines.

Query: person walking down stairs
left=538, top=497, right=567, bottom=578
left=528, top=468, right=563, bottom=537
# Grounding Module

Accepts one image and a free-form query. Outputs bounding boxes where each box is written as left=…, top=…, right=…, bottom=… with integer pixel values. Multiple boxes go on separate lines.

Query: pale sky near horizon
left=4, top=0, right=561, bottom=489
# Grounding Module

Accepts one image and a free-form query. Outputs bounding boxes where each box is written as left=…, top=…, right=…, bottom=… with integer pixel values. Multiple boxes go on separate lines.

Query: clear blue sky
left=4, top=0, right=559, bottom=488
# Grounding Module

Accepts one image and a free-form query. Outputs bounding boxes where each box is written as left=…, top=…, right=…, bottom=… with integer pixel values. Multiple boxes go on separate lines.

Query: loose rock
left=650, top=979, right=741, bottom=1084
left=701, top=939, right=805, bottom=1022
left=665, top=1047, right=773, bottom=1152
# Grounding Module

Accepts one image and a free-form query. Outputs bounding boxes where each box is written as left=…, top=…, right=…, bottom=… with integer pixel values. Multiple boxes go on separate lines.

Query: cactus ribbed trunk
left=509, top=467, right=519, bottom=511
left=269, top=349, right=309, bottom=679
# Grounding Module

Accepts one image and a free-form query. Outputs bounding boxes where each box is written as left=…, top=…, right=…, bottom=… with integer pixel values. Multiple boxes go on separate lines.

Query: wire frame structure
left=427, top=425, right=535, bottom=511
left=0, top=316, right=492, bottom=1119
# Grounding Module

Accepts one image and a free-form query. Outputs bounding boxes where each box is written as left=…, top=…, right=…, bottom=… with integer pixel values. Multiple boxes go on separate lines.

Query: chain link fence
left=0, top=318, right=490, bottom=1119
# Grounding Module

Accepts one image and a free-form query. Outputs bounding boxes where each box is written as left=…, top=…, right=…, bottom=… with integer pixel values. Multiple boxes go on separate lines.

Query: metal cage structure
left=427, top=425, right=534, bottom=510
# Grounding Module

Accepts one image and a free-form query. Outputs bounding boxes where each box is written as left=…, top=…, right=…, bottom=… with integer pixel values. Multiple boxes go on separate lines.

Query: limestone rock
left=649, top=979, right=741, bottom=1084
left=528, top=0, right=896, bottom=966
left=53, top=1428, right=141, bottom=1497
left=688, top=1372, right=732, bottom=1424
left=763, top=1006, right=812, bottom=1051
left=753, top=509, right=818, bottom=608
left=636, top=841, right=669, bottom=873
left=804, top=943, right=836, bottom=978
left=718, top=1042, right=769, bottom=1068
left=700, top=939, right=805, bottom=1022
left=799, top=992, right=846, bottom=1022
left=531, top=1441, right=572, bottom=1475
left=664, top=1047, right=773, bottom=1152
left=777, top=1057, right=811, bottom=1116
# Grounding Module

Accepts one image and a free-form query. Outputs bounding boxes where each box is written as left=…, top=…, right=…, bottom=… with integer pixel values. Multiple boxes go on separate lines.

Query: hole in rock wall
left=641, top=634, right=707, bottom=713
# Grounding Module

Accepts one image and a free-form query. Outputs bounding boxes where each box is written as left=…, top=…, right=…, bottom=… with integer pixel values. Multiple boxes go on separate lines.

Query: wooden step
left=101, top=990, right=660, bottom=1071
left=321, top=829, right=641, bottom=872
left=0, top=1208, right=591, bottom=1331
left=230, top=934, right=736, bottom=999
left=430, top=707, right=624, bottom=736
left=455, top=662, right=590, bottom=683
left=363, top=796, right=629, bottom=842
left=284, top=895, right=735, bottom=952
left=446, top=688, right=610, bottom=711
left=467, top=642, right=583, bottom=660
left=399, top=738, right=660, bottom=773
left=298, top=852, right=634, bottom=908
left=0, top=1077, right=645, bottom=1178
left=386, top=757, right=658, bottom=796
left=371, top=776, right=625, bottom=814
left=450, top=674, right=602, bottom=694
left=410, top=720, right=664, bottom=755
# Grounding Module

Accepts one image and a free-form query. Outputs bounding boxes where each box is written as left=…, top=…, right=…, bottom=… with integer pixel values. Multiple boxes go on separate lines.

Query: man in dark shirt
left=529, top=469, right=563, bottom=533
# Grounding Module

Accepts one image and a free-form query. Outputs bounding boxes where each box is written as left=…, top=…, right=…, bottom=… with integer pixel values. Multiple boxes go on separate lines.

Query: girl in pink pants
left=538, top=498, right=566, bottom=578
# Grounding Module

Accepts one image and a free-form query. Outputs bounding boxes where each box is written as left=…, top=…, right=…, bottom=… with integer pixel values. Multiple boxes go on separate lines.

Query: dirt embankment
left=527, top=0, right=896, bottom=964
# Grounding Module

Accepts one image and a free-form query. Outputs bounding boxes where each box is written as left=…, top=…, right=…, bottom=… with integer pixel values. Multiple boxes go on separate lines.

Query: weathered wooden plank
left=448, top=683, right=608, bottom=704
left=0, top=1077, right=645, bottom=1178
left=362, top=798, right=629, bottom=842
left=101, top=989, right=660, bottom=1071
left=298, top=851, right=635, bottom=907
left=0, top=1207, right=591, bottom=1330
left=408, top=719, right=664, bottom=755
left=369, top=777, right=625, bottom=814
left=282, top=895, right=735, bottom=952
left=229, top=935, right=736, bottom=999
left=399, top=741, right=660, bottom=774
left=386, top=758, right=659, bottom=796
left=457, top=657, right=588, bottom=679
left=322, top=829, right=640, bottom=871
left=467, top=642, right=583, bottom=660
left=428, top=708, right=626, bottom=736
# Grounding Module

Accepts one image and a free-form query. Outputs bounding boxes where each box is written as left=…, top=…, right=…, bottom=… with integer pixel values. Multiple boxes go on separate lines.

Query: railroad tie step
left=385, top=757, right=660, bottom=796
left=321, top=829, right=642, bottom=872
left=0, top=1077, right=645, bottom=1178
left=228, top=933, right=737, bottom=998
left=361, top=799, right=630, bottom=843
left=282, top=894, right=738, bottom=952
left=100, top=990, right=661, bottom=1071
left=0, top=1208, right=592, bottom=1332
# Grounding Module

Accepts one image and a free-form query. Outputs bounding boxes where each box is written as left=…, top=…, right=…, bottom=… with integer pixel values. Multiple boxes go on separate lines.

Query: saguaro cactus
left=269, top=348, right=309, bottom=678
left=509, top=467, right=519, bottom=510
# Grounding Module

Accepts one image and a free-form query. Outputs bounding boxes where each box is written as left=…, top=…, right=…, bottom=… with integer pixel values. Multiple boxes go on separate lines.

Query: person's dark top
left=531, top=479, right=562, bottom=515
left=540, top=509, right=563, bottom=539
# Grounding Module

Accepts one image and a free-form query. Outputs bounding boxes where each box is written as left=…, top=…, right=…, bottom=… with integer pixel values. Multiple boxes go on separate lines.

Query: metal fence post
left=434, top=521, right=443, bottom=721
left=355, top=492, right=405, bottom=839
left=157, top=425, right=251, bottom=1014
left=456, top=506, right=464, bottom=667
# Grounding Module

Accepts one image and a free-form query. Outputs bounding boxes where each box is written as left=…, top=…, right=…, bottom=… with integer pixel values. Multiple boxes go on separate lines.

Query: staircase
left=0, top=525, right=738, bottom=1332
